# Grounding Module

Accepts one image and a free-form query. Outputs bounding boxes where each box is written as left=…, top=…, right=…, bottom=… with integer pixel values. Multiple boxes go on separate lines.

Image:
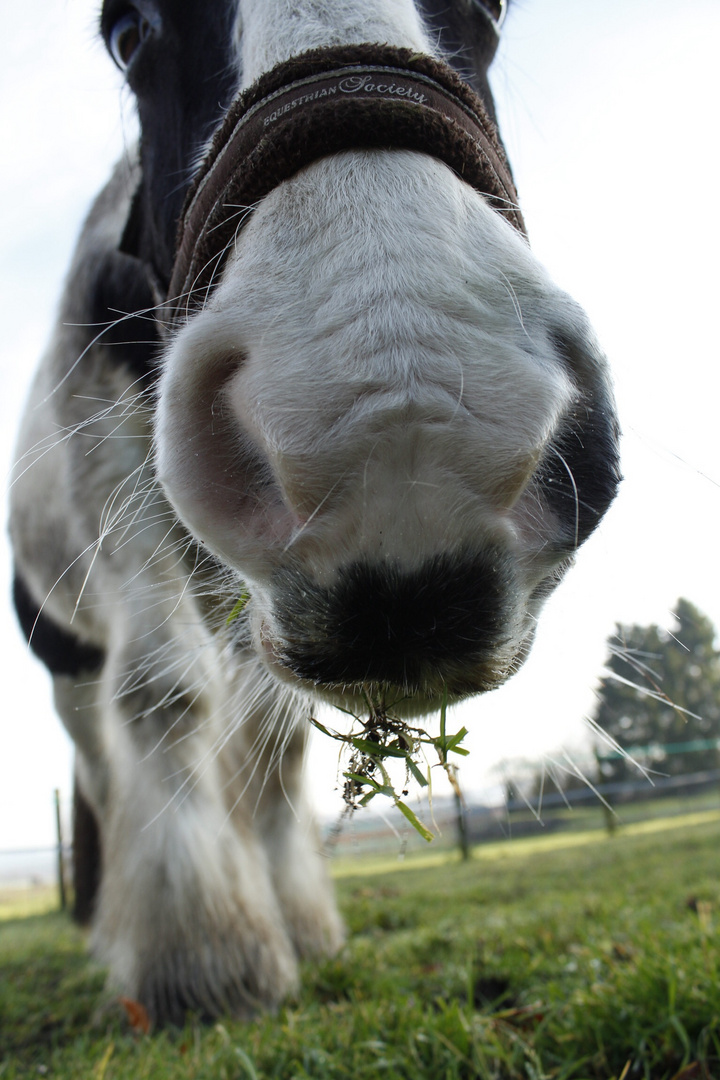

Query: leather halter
left=164, top=44, right=525, bottom=330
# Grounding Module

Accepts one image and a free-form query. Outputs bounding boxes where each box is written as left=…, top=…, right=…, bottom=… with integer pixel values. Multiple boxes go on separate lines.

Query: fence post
left=603, top=802, right=618, bottom=837
left=453, top=784, right=470, bottom=861
left=54, top=789, right=67, bottom=911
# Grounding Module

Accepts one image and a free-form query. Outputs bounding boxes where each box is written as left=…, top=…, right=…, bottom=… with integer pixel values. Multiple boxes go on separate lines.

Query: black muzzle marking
left=270, top=548, right=517, bottom=695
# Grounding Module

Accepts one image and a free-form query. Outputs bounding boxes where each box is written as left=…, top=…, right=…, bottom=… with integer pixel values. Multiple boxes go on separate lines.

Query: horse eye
left=474, top=0, right=508, bottom=31
left=109, top=10, right=152, bottom=71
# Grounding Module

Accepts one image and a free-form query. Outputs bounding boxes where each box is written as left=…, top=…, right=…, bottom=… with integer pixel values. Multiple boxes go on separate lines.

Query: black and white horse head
left=10, top=0, right=620, bottom=1024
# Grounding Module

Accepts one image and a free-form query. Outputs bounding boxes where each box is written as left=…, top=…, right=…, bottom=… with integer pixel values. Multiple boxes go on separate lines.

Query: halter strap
left=165, top=44, right=526, bottom=329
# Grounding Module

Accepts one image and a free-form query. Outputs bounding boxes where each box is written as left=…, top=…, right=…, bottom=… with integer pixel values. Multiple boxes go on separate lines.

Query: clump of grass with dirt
left=311, top=688, right=470, bottom=842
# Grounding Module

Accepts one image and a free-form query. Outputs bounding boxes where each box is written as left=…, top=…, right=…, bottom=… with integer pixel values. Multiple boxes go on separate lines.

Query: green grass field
left=1, top=810, right=719, bottom=1079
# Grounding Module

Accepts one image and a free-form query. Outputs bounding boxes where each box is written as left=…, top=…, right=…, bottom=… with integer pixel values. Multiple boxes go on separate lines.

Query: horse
left=9, top=0, right=620, bottom=1024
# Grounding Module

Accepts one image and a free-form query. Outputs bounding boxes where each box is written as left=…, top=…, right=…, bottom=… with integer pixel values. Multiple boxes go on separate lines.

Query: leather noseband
left=164, top=44, right=526, bottom=330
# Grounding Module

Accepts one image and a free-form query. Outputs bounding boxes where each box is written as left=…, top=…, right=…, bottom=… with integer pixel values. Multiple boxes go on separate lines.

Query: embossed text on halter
left=338, top=73, right=428, bottom=103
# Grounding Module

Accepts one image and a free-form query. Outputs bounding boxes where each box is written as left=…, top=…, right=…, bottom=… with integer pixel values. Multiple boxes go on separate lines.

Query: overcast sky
left=2, top=0, right=719, bottom=853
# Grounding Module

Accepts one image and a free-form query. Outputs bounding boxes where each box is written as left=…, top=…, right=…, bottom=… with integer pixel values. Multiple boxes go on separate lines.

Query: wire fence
left=324, top=765, right=720, bottom=854
left=2, top=767, right=719, bottom=905
left=506, top=766, right=720, bottom=812
left=0, top=790, right=68, bottom=910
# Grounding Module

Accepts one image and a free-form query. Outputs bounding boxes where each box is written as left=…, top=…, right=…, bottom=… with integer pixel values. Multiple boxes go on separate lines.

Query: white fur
left=157, top=148, right=592, bottom=711
left=236, top=0, right=430, bottom=83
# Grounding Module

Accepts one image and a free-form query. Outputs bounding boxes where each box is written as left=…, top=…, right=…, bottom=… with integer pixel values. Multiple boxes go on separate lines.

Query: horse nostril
left=271, top=549, right=515, bottom=691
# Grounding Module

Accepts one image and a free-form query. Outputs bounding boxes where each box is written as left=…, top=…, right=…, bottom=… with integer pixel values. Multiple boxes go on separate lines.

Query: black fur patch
left=12, top=573, right=104, bottom=677
left=72, top=781, right=102, bottom=925
left=536, top=393, right=621, bottom=548
left=86, top=248, right=162, bottom=377
left=100, top=0, right=240, bottom=282
left=535, top=330, right=621, bottom=546
left=418, top=0, right=503, bottom=124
